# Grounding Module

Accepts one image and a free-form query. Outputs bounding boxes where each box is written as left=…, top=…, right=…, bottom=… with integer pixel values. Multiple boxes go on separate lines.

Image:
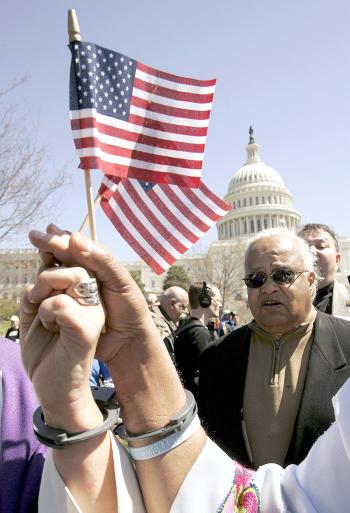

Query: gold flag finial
left=68, top=9, right=81, bottom=42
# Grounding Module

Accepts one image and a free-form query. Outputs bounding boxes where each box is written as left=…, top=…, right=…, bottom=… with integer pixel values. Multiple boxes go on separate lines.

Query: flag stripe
left=111, top=193, right=178, bottom=264
left=104, top=194, right=175, bottom=270
left=99, top=175, right=120, bottom=198
left=133, top=78, right=214, bottom=104
left=71, top=108, right=209, bottom=136
left=101, top=200, right=168, bottom=274
left=73, top=132, right=204, bottom=158
left=148, top=187, right=204, bottom=236
left=121, top=181, right=189, bottom=253
left=159, top=185, right=212, bottom=232
left=131, top=96, right=211, bottom=120
left=80, top=157, right=201, bottom=186
left=71, top=123, right=205, bottom=153
left=129, top=105, right=210, bottom=127
left=70, top=113, right=207, bottom=145
left=136, top=62, right=216, bottom=88
left=130, top=181, right=199, bottom=245
left=197, top=181, right=233, bottom=211
left=74, top=137, right=203, bottom=167
left=170, top=185, right=228, bottom=221
left=77, top=147, right=202, bottom=171
left=126, top=114, right=208, bottom=136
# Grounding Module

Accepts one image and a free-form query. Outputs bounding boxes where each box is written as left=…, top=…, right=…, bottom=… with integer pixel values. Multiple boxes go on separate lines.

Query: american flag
left=69, top=41, right=216, bottom=187
left=99, top=176, right=231, bottom=275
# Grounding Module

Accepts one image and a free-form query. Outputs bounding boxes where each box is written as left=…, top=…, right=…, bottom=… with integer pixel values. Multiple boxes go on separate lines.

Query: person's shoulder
left=0, top=336, right=21, bottom=367
left=150, top=305, right=163, bottom=319
left=316, top=310, right=350, bottom=328
left=315, top=311, right=350, bottom=347
left=0, top=337, right=36, bottom=401
left=202, top=324, right=250, bottom=356
left=187, top=317, right=206, bottom=331
left=176, top=317, right=204, bottom=334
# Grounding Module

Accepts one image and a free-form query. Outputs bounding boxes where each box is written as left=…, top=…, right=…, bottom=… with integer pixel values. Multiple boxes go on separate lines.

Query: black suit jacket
left=174, top=317, right=211, bottom=399
left=198, top=312, right=350, bottom=468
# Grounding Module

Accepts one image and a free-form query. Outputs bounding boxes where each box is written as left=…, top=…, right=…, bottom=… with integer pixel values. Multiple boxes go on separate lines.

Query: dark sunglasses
left=242, top=268, right=308, bottom=289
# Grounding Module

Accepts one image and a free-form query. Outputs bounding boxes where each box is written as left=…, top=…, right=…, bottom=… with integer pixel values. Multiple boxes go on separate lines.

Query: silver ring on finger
left=72, top=278, right=100, bottom=306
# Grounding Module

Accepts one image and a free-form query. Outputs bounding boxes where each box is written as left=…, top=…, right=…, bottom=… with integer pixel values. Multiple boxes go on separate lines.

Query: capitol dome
left=217, top=127, right=301, bottom=240
left=228, top=161, right=284, bottom=190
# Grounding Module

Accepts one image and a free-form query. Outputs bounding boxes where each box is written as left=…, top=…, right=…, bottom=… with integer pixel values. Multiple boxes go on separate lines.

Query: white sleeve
left=281, top=379, right=350, bottom=513
left=38, top=432, right=146, bottom=513
left=170, top=437, right=236, bottom=513
left=38, top=378, right=350, bottom=513
left=255, top=378, right=350, bottom=513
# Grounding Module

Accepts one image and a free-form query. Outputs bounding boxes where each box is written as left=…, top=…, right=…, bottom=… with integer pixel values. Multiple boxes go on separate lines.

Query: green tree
left=163, top=265, right=190, bottom=291
left=0, top=299, right=19, bottom=320
left=129, top=270, right=145, bottom=293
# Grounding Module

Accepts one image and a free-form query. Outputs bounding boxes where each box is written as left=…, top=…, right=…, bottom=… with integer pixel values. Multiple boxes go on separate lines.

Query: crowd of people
left=1, top=222, right=350, bottom=512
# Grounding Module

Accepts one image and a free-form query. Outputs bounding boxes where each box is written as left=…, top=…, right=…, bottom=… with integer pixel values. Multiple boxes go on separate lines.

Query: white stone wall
left=339, top=239, right=350, bottom=276
left=0, top=249, right=41, bottom=302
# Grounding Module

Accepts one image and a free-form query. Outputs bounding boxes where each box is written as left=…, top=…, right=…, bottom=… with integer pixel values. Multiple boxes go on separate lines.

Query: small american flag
left=69, top=41, right=216, bottom=187
left=99, top=175, right=231, bottom=275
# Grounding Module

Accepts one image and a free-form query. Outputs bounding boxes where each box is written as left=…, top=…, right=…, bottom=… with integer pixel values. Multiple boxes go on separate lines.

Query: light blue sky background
left=1, top=0, right=349, bottom=262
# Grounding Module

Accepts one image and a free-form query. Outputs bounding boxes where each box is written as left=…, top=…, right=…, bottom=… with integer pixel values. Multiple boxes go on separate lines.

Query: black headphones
left=199, top=281, right=212, bottom=308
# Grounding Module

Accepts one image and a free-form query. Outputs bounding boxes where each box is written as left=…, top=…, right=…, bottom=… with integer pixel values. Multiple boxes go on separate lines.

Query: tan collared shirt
left=243, top=311, right=317, bottom=467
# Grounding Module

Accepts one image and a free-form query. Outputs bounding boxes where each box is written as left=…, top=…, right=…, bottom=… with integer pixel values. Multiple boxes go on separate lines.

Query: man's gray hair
left=244, top=228, right=321, bottom=300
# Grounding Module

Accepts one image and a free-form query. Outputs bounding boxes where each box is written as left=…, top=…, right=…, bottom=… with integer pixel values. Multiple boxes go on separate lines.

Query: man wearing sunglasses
left=198, top=229, right=350, bottom=469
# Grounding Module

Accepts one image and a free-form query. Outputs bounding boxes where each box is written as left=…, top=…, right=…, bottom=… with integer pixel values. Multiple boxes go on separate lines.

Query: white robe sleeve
left=38, top=432, right=146, bottom=513
left=170, top=438, right=236, bottom=513
left=255, top=378, right=350, bottom=513
left=172, top=379, right=350, bottom=513
left=38, top=378, right=350, bottom=513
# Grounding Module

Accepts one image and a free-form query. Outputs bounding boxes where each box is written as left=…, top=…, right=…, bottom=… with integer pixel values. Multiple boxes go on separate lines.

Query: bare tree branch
left=0, top=80, right=71, bottom=243
left=187, top=240, right=247, bottom=307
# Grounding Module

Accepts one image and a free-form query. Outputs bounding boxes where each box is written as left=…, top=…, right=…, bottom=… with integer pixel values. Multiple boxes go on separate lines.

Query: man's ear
left=308, top=271, right=315, bottom=288
left=336, top=252, right=341, bottom=270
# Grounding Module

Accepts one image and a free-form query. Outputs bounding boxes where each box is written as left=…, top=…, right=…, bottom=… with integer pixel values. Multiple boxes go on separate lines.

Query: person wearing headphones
left=173, top=281, right=222, bottom=398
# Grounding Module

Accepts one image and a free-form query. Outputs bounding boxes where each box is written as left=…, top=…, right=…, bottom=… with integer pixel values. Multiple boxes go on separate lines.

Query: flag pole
left=23, top=11, right=99, bottom=342
left=79, top=193, right=101, bottom=233
left=68, top=9, right=98, bottom=241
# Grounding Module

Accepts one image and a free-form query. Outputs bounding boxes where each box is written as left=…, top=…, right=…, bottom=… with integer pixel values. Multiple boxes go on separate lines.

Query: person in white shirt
left=20, top=224, right=350, bottom=513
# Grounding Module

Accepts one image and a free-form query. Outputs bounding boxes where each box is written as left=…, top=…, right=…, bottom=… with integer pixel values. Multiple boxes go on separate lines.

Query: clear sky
left=1, top=0, right=350, bottom=262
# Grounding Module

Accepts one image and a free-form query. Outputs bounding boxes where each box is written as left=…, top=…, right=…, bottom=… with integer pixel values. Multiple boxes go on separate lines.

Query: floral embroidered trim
left=218, top=463, right=260, bottom=513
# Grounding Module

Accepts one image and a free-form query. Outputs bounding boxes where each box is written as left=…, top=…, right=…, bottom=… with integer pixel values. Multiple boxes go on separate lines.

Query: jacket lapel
left=285, top=312, right=348, bottom=465
left=312, top=311, right=347, bottom=370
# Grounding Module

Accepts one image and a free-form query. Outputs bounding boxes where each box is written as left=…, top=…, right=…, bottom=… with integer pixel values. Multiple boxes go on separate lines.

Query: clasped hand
left=20, top=224, right=158, bottom=430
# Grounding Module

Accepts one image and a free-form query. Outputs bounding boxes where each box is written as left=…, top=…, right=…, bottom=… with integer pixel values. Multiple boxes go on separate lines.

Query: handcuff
left=33, top=386, right=121, bottom=449
left=34, top=387, right=197, bottom=455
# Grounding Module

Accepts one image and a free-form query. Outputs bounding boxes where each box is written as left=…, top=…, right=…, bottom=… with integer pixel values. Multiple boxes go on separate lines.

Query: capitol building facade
left=0, top=128, right=349, bottom=313
left=217, top=127, right=301, bottom=240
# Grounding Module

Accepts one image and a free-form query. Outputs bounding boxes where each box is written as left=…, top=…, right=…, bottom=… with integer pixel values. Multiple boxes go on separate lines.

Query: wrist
left=34, top=387, right=120, bottom=449
left=42, top=396, right=103, bottom=433
left=117, top=389, right=197, bottom=446
left=111, top=354, right=185, bottom=433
